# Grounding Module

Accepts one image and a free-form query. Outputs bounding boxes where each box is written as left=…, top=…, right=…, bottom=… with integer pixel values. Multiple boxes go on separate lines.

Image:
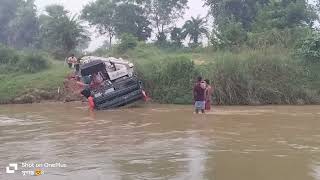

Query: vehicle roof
left=80, top=60, right=106, bottom=76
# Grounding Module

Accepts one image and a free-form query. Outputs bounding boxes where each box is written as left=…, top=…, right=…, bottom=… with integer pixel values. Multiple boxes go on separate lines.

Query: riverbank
left=110, top=44, right=320, bottom=105
left=0, top=60, right=73, bottom=104
left=1, top=44, right=320, bottom=105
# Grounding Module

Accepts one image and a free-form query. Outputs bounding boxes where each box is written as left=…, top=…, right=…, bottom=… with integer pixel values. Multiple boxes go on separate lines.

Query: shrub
left=296, top=31, right=320, bottom=63
left=0, top=45, right=50, bottom=74
left=117, top=33, right=138, bottom=53
left=136, top=56, right=196, bottom=104
left=202, top=48, right=318, bottom=104
left=18, top=52, right=49, bottom=73
left=0, top=45, right=20, bottom=64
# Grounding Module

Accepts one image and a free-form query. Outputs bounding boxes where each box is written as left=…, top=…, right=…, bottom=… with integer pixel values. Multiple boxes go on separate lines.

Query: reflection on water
left=0, top=103, right=320, bottom=180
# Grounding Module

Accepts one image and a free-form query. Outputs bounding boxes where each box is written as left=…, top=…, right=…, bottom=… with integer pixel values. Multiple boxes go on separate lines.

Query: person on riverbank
left=193, top=76, right=206, bottom=114
left=67, top=54, right=77, bottom=69
left=204, top=79, right=213, bottom=111
left=74, top=58, right=80, bottom=74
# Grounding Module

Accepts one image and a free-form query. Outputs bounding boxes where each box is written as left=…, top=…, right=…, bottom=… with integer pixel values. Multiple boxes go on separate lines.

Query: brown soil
left=10, top=73, right=85, bottom=104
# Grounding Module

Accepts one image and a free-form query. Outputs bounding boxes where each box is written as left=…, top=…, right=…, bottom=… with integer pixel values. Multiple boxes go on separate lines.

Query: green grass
left=0, top=61, right=69, bottom=103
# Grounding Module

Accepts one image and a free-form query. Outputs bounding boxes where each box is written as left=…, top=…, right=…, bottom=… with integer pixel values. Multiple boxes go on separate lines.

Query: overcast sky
left=35, top=0, right=209, bottom=51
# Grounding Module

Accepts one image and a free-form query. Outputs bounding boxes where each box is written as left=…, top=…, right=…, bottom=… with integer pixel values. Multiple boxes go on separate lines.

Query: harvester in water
left=79, top=56, right=146, bottom=110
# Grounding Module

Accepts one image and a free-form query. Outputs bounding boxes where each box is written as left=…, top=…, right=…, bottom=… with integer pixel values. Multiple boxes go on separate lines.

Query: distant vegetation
left=99, top=43, right=320, bottom=105
left=0, top=0, right=320, bottom=104
left=0, top=45, right=49, bottom=73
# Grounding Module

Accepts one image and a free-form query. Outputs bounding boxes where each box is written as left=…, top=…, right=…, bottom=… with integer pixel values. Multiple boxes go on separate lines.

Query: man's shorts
left=195, top=101, right=205, bottom=110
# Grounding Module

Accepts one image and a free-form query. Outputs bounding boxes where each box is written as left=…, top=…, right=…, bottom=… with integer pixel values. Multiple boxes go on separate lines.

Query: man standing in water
left=193, top=76, right=206, bottom=114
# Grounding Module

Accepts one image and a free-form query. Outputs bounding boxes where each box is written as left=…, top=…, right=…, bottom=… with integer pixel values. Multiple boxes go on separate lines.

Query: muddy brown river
left=0, top=103, right=319, bottom=180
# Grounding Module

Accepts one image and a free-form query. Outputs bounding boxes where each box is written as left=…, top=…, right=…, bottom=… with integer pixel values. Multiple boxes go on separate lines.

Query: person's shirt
left=206, top=85, right=212, bottom=101
left=67, top=56, right=77, bottom=64
left=193, top=82, right=206, bottom=101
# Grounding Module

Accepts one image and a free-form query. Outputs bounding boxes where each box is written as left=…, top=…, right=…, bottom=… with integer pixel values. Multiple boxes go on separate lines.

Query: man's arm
left=193, top=85, right=197, bottom=101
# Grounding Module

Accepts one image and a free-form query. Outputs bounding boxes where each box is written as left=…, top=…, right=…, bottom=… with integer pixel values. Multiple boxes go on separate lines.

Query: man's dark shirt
left=193, top=82, right=205, bottom=101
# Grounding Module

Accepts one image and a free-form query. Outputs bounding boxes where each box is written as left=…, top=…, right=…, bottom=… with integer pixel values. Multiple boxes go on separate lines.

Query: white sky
left=35, top=0, right=209, bottom=51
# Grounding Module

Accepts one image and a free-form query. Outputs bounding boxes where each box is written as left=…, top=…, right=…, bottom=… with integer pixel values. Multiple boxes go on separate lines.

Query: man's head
left=81, top=88, right=91, bottom=98
left=197, top=76, right=202, bottom=82
left=71, top=54, right=75, bottom=57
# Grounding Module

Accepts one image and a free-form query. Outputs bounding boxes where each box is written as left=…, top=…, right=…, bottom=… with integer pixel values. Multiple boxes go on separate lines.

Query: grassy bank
left=108, top=43, right=320, bottom=105
left=0, top=60, right=69, bottom=104
left=0, top=45, right=70, bottom=103
left=1, top=43, right=319, bottom=105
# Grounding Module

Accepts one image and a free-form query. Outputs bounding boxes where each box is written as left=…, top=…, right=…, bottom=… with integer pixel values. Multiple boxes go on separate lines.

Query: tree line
left=0, top=0, right=320, bottom=59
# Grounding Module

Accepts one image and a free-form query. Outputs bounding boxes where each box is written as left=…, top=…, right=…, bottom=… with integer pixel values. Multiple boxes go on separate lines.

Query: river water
left=0, top=103, right=319, bottom=180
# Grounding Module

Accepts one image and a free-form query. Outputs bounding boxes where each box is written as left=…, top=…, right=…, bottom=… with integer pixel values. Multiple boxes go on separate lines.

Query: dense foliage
left=0, top=45, right=49, bottom=73
left=296, top=32, right=320, bottom=63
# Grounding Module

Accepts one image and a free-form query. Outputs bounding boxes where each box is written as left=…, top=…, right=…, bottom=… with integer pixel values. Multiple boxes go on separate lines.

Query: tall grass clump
left=136, top=56, right=197, bottom=104
left=202, top=48, right=320, bottom=105
left=123, top=44, right=319, bottom=105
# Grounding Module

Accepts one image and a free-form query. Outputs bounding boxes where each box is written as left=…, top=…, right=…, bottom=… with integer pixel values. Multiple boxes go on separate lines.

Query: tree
left=253, top=0, right=318, bottom=31
left=170, top=27, right=185, bottom=47
left=204, top=0, right=269, bottom=30
left=0, top=0, right=20, bottom=44
left=7, top=0, right=39, bottom=48
left=0, top=0, right=39, bottom=48
left=81, top=0, right=117, bottom=46
left=40, top=5, right=89, bottom=57
left=82, top=1, right=152, bottom=44
left=145, top=0, right=188, bottom=41
left=114, top=3, right=152, bottom=41
left=212, top=19, right=247, bottom=48
left=182, top=16, right=208, bottom=45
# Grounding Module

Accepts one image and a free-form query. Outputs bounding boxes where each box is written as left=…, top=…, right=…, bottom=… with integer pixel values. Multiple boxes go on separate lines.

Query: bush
left=0, top=45, right=49, bottom=73
left=201, top=48, right=318, bottom=105
left=0, top=45, right=20, bottom=64
left=18, top=52, right=49, bottom=73
left=136, top=56, right=196, bottom=104
left=117, top=33, right=138, bottom=53
left=296, top=31, right=320, bottom=63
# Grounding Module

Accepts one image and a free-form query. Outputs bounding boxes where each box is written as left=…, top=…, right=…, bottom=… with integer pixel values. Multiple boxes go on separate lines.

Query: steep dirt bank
left=1, top=73, right=85, bottom=105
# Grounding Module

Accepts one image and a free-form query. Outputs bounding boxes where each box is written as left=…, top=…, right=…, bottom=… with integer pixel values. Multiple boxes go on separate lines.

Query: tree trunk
left=194, top=35, right=199, bottom=44
left=109, top=36, right=112, bottom=47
